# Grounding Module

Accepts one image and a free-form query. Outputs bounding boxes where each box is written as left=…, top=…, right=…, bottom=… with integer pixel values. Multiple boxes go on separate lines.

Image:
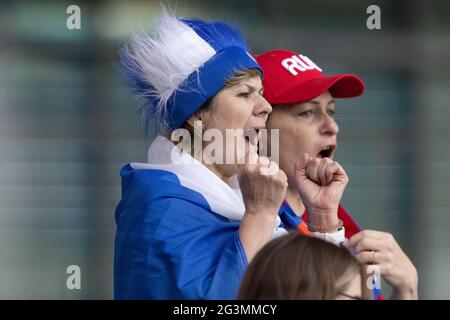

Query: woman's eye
left=299, top=110, right=314, bottom=117
left=238, top=92, right=250, bottom=98
left=327, top=109, right=336, bottom=117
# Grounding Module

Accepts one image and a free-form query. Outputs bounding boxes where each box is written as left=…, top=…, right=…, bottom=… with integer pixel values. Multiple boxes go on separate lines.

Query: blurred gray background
left=0, top=0, right=449, bottom=299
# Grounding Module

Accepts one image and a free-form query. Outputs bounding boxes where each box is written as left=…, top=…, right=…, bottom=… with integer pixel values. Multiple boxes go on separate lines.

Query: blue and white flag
left=114, top=136, right=286, bottom=299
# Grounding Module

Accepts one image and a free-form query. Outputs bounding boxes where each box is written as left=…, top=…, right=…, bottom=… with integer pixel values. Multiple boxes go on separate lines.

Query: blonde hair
left=225, top=68, right=261, bottom=87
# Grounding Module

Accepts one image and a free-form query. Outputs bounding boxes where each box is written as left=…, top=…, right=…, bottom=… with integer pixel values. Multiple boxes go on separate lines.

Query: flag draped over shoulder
left=114, top=136, right=286, bottom=299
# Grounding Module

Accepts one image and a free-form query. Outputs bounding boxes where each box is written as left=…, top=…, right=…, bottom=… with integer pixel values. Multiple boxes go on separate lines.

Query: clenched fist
left=237, top=136, right=288, bottom=262
left=294, top=153, right=348, bottom=228
left=239, top=156, right=288, bottom=217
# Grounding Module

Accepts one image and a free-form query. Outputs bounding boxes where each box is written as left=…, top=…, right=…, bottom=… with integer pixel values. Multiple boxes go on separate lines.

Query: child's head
left=238, top=233, right=366, bottom=300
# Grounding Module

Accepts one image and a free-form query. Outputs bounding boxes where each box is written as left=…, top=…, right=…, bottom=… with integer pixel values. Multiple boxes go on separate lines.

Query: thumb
left=249, top=140, right=258, bottom=160
left=294, top=153, right=310, bottom=177
left=237, top=134, right=259, bottom=170
left=246, top=131, right=259, bottom=165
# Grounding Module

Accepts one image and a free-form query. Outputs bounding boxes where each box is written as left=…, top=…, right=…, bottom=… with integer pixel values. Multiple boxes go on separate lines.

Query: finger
left=237, top=137, right=259, bottom=169
left=349, top=230, right=388, bottom=247
left=330, top=161, right=347, bottom=182
left=259, top=161, right=280, bottom=176
left=257, top=156, right=270, bottom=175
left=276, top=169, right=289, bottom=190
left=325, top=164, right=334, bottom=184
left=294, top=153, right=310, bottom=182
left=355, top=250, right=388, bottom=265
left=306, top=157, right=321, bottom=184
left=248, top=140, right=259, bottom=165
left=248, top=130, right=259, bottom=148
left=324, top=162, right=338, bottom=183
left=244, top=129, right=259, bottom=164
left=258, top=156, right=270, bottom=167
left=260, top=159, right=280, bottom=176
left=294, top=153, right=310, bottom=173
left=355, top=250, right=385, bottom=265
left=236, top=136, right=251, bottom=169
left=256, top=130, right=262, bottom=145
left=354, top=237, right=379, bottom=254
left=318, top=158, right=333, bottom=185
left=277, top=168, right=288, bottom=183
left=354, top=237, right=389, bottom=254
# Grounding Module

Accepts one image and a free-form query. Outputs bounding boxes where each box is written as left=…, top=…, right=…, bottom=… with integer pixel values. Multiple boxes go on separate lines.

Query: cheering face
left=265, top=90, right=339, bottom=187
left=201, top=75, right=272, bottom=177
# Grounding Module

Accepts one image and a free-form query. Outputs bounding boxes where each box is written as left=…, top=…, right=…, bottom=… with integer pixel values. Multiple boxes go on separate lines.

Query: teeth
left=322, top=146, right=330, bottom=151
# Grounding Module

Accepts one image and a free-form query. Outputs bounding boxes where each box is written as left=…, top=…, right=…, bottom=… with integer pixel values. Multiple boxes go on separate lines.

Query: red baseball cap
left=255, top=49, right=365, bottom=104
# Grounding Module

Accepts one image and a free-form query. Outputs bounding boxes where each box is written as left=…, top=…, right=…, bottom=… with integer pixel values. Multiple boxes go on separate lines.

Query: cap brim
left=273, top=74, right=365, bottom=104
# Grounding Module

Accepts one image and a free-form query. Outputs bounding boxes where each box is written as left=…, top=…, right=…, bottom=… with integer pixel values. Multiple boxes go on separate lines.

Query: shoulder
left=120, top=163, right=181, bottom=189
left=118, top=163, right=201, bottom=207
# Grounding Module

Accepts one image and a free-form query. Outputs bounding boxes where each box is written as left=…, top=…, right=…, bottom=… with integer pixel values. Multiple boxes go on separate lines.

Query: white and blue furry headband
left=120, top=13, right=263, bottom=131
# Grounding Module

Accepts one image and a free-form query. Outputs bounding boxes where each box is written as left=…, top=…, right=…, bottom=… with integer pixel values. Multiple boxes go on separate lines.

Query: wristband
left=312, top=227, right=346, bottom=245
left=307, top=219, right=343, bottom=233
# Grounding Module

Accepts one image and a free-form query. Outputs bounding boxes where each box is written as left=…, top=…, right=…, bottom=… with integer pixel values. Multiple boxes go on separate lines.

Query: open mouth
left=317, top=145, right=336, bottom=159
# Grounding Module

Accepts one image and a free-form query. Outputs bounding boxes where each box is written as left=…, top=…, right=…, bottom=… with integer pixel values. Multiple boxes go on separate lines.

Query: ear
left=186, top=113, right=202, bottom=127
left=186, top=108, right=208, bottom=127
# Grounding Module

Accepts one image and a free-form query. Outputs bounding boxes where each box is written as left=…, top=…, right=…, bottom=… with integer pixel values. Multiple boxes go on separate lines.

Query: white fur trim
left=122, top=14, right=216, bottom=123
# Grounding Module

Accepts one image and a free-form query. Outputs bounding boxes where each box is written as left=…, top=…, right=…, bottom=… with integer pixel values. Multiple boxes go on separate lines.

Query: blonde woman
left=114, top=14, right=288, bottom=299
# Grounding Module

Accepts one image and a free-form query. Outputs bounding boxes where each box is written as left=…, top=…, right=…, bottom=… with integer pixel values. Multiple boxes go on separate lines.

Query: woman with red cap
left=255, top=50, right=418, bottom=300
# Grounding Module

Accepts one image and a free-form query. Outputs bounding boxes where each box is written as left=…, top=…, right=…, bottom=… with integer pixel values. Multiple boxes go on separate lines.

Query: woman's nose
left=320, top=114, right=339, bottom=136
left=254, top=95, right=273, bottom=117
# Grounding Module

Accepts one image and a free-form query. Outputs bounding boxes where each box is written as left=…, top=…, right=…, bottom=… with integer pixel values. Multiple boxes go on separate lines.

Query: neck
left=285, top=186, right=305, bottom=217
left=177, top=139, right=234, bottom=186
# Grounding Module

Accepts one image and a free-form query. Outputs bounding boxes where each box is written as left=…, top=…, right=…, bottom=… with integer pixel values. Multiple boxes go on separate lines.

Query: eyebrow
left=305, top=99, right=336, bottom=106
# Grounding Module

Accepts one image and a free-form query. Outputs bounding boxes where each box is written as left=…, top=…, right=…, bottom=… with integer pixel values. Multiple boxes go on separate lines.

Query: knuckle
left=386, top=252, right=393, bottom=262
left=360, top=238, right=370, bottom=248
left=359, top=230, right=369, bottom=238
left=388, top=233, right=395, bottom=242
left=384, top=232, right=394, bottom=242
left=271, top=160, right=280, bottom=170
left=356, top=243, right=363, bottom=253
left=387, top=242, right=394, bottom=252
